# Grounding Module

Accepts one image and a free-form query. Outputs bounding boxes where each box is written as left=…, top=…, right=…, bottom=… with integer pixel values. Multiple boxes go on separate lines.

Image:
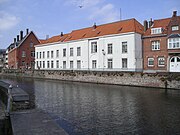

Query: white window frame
left=91, top=42, right=97, bottom=53
left=43, top=61, right=45, bottom=68
left=22, top=51, right=26, bottom=57
left=152, top=41, right=160, bottom=50
left=151, top=27, right=162, bottom=34
left=122, top=42, right=127, bottom=53
left=47, top=51, right=49, bottom=58
left=77, top=47, right=81, bottom=56
left=107, top=59, right=113, bottom=69
left=148, top=58, right=154, bottom=67
left=168, top=38, right=180, bottom=49
left=56, top=60, right=59, bottom=68
left=92, top=60, right=97, bottom=69
left=63, top=61, right=66, bottom=69
left=43, top=52, right=45, bottom=58
left=56, top=50, right=59, bottom=58
left=70, top=48, right=73, bottom=56
left=51, top=61, right=54, bottom=68
left=122, top=58, right=127, bottom=68
left=70, top=61, right=73, bottom=69
left=107, top=44, right=113, bottom=54
left=51, top=51, right=54, bottom=58
left=77, top=60, right=81, bottom=69
left=172, top=26, right=179, bottom=31
left=47, top=61, right=50, bottom=68
left=158, top=57, right=165, bottom=67
left=31, top=51, right=35, bottom=57
left=63, top=49, right=66, bottom=57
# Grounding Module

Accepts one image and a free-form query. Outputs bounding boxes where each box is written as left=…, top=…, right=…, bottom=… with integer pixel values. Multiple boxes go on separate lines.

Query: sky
left=0, top=0, right=180, bottom=49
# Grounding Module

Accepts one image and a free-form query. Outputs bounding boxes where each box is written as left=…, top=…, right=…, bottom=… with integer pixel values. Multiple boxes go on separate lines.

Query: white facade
left=35, top=32, right=142, bottom=71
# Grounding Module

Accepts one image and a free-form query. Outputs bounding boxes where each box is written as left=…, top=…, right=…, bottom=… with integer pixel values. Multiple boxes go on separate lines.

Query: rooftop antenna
left=120, top=8, right=122, bottom=21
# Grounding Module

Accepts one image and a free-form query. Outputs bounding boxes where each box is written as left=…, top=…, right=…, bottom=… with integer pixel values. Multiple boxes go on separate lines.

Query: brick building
left=8, top=29, right=40, bottom=69
left=143, top=11, right=180, bottom=72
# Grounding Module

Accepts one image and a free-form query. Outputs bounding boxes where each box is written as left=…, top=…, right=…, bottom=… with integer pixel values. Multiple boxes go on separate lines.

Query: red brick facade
left=143, top=11, right=180, bottom=72
left=8, top=31, right=40, bottom=69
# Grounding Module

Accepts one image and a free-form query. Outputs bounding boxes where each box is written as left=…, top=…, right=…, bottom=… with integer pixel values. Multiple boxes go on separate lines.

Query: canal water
left=1, top=76, right=180, bottom=135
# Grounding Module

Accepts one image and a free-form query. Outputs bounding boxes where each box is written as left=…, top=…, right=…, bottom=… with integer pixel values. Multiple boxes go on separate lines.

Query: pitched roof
left=143, top=18, right=172, bottom=36
left=39, top=18, right=144, bottom=45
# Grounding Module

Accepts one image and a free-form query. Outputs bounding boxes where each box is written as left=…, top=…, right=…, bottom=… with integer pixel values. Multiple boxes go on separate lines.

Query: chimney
left=20, top=30, right=23, bottom=40
left=149, top=18, right=153, bottom=28
left=173, top=11, right=177, bottom=17
left=144, top=20, right=148, bottom=31
left=26, top=28, right=29, bottom=35
left=93, top=23, right=97, bottom=29
left=14, top=38, right=16, bottom=45
left=17, top=35, right=20, bottom=42
left=46, top=35, right=49, bottom=40
left=60, top=32, right=63, bottom=37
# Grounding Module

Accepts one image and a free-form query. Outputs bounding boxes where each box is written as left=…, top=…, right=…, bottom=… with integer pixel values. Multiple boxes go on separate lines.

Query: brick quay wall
left=1, top=69, right=180, bottom=89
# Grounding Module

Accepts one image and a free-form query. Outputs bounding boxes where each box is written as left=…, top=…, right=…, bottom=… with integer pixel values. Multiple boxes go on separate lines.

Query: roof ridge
left=71, top=18, right=135, bottom=32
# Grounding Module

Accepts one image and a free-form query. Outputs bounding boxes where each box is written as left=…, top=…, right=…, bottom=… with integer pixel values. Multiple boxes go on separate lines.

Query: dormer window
left=151, top=28, right=162, bottom=34
left=172, top=26, right=179, bottom=31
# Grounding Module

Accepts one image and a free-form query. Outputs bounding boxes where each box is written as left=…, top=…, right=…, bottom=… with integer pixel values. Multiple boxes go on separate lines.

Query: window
left=70, top=48, right=73, bottom=56
left=158, top=57, right=165, bottom=67
left=91, top=42, right=97, bottom=53
left=152, top=41, right=160, bottom=50
left=43, top=52, right=45, bottom=58
left=40, top=52, right=41, bottom=59
left=22, top=51, right=26, bottom=57
left=51, top=61, right=54, bottom=68
left=151, top=28, right=162, bottom=34
left=47, top=51, right=49, bottom=58
left=77, top=60, right=81, bottom=69
left=22, top=61, right=25, bottom=66
left=63, top=49, right=66, bottom=57
left=30, top=42, right=33, bottom=48
left=70, top=61, right=73, bottom=69
left=39, top=61, right=42, bottom=68
left=107, top=59, right=113, bottom=69
left=56, top=50, right=59, bottom=58
left=47, top=61, right=50, bottom=68
left=51, top=51, right=54, bottom=58
left=63, top=61, right=66, bottom=69
left=92, top=60, right=97, bottom=69
left=77, top=47, right=81, bottom=56
left=172, top=26, right=179, bottom=31
left=56, top=60, right=59, bottom=68
left=36, top=61, right=39, bottom=68
left=122, top=42, right=127, bottom=53
left=31, top=51, right=35, bottom=57
left=43, top=61, right=45, bottom=68
left=148, top=58, right=154, bottom=67
left=36, top=52, right=38, bottom=59
left=168, top=38, right=180, bottom=49
left=107, top=44, right=112, bottom=54
left=122, top=58, right=127, bottom=68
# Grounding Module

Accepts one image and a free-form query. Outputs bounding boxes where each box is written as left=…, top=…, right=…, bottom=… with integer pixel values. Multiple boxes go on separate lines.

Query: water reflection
left=1, top=76, right=180, bottom=135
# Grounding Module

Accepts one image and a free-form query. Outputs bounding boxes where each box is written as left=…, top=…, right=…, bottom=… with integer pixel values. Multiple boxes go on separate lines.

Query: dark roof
left=168, top=34, right=180, bottom=38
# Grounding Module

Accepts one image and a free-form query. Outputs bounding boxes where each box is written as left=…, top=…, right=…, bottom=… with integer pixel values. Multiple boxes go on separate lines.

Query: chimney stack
left=26, top=28, right=29, bottom=35
left=17, top=35, right=19, bottom=42
left=144, top=20, right=148, bottom=31
left=149, top=18, right=153, bottom=28
left=60, top=32, right=63, bottom=37
left=46, top=35, right=49, bottom=40
left=93, top=23, right=97, bottom=29
left=20, top=30, right=23, bottom=40
left=173, top=11, right=177, bottom=17
left=14, top=38, right=16, bottom=46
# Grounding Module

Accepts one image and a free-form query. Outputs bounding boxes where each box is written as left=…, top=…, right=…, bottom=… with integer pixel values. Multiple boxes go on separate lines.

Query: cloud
left=65, top=0, right=119, bottom=24
left=0, top=11, right=20, bottom=31
left=89, top=3, right=119, bottom=23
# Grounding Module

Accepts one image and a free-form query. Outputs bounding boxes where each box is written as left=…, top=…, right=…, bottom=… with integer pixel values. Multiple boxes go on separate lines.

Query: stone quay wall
left=2, top=69, right=180, bottom=89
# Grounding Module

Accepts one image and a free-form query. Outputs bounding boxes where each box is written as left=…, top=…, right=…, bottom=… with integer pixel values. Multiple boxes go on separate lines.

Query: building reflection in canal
left=1, top=76, right=180, bottom=135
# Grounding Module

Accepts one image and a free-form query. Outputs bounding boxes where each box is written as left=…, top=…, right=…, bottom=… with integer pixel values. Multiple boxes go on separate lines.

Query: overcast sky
left=0, top=0, right=180, bottom=49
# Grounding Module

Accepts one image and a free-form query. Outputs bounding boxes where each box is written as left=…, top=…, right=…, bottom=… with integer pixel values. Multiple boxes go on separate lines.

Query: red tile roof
left=144, top=18, right=172, bottom=36
left=38, top=18, right=144, bottom=45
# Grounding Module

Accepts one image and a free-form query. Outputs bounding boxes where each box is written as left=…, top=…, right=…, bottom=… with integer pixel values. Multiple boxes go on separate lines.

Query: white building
left=35, top=19, right=144, bottom=71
